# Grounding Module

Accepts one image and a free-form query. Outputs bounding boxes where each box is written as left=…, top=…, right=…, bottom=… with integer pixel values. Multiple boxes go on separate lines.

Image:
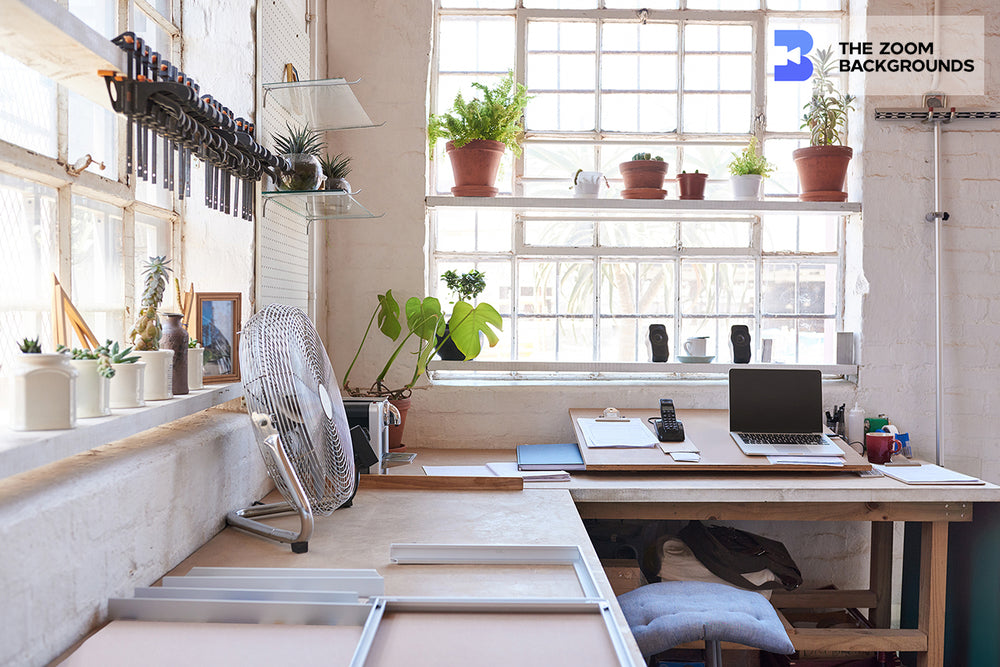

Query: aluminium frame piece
left=348, top=543, right=640, bottom=667
left=874, top=106, right=1000, bottom=465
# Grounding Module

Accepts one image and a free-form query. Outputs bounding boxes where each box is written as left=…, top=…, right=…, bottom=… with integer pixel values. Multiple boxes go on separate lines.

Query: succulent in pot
left=728, top=136, right=775, bottom=201
left=321, top=152, right=352, bottom=192
left=274, top=123, right=326, bottom=191
left=106, top=339, right=145, bottom=409
left=129, top=255, right=174, bottom=401
left=620, top=152, right=668, bottom=199
left=18, top=337, right=42, bottom=353
left=676, top=169, right=709, bottom=200
left=57, top=344, right=114, bottom=418
left=11, top=336, right=76, bottom=430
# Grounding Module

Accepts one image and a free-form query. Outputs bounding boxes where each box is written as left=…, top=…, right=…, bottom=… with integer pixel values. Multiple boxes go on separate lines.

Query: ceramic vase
left=730, top=174, right=764, bottom=201
left=10, top=353, right=77, bottom=430
left=161, top=313, right=189, bottom=396
left=109, top=362, right=146, bottom=409
left=134, top=349, right=173, bottom=401
left=187, top=347, right=205, bottom=390
left=70, top=359, right=111, bottom=418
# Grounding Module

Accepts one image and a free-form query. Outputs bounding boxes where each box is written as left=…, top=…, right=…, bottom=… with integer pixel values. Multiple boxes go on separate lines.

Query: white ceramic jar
left=69, top=358, right=111, bottom=418
left=187, top=347, right=205, bottom=390
left=134, top=349, right=174, bottom=401
left=730, top=174, right=764, bottom=201
left=109, top=361, right=146, bottom=409
left=10, top=353, right=77, bottom=430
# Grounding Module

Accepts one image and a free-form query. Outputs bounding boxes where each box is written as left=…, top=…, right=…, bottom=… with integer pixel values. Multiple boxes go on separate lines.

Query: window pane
left=71, top=196, right=125, bottom=342
left=524, top=218, right=594, bottom=246
left=436, top=208, right=513, bottom=252
left=517, top=318, right=556, bottom=360
left=766, top=19, right=842, bottom=133
left=68, top=90, right=118, bottom=181
left=0, top=53, right=57, bottom=157
left=558, top=317, right=593, bottom=360
left=600, top=220, right=675, bottom=247
left=717, top=263, right=755, bottom=314
left=134, top=213, right=171, bottom=311
left=762, top=263, right=795, bottom=314
left=442, top=0, right=516, bottom=7
left=559, top=262, right=594, bottom=314
left=687, top=0, right=759, bottom=9
left=798, top=264, right=836, bottom=315
left=600, top=262, right=637, bottom=314
left=0, top=175, right=58, bottom=368
left=605, top=0, right=678, bottom=7
left=680, top=261, right=717, bottom=314
left=680, top=220, right=751, bottom=248
left=638, top=262, right=674, bottom=313
left=440, top=17, right=515, bottom=73
left=762, top=214, right=839, bottom=252
left=68, top=0, right=116, bottom=39
left=518, top=261, right=557, bottom=314
left=600, top=317, right=638, bottom=362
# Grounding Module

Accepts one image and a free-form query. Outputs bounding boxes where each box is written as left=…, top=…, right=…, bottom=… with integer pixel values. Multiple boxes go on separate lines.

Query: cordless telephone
left=654, top=399, right=685, bottom=442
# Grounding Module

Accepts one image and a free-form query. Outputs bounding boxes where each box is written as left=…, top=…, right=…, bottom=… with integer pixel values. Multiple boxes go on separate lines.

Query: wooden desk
left=395, top=448, right=1000, bottom=667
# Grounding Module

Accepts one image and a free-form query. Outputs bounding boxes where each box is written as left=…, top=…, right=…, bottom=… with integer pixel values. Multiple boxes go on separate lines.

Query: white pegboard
left=255, top=0, right=314, bottom=315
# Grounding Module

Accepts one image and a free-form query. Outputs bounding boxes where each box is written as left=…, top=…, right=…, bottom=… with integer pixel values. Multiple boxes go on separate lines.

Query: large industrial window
left=429, top=0, right=850, bottom=368
left=0, top=1, right=179, bottom=371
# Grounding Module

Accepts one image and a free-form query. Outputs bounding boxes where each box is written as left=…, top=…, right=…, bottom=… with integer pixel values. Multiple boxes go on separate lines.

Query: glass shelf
left=261, top=77, right=383, bottom=131
left=425, top=196, right=862, bottom=216
left=262, top=190, right=383, bottom=229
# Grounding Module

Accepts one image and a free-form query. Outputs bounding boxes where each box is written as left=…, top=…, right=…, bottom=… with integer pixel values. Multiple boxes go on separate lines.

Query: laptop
left=728, top=368, right=844, bottom=457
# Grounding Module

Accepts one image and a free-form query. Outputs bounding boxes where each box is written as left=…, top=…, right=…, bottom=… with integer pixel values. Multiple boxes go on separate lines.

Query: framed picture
left=194, top=292, right=241, bottom=384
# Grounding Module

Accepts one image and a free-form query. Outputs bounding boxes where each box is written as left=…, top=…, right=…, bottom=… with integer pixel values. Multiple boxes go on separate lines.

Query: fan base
left=291, top=541, right=309, bottom=554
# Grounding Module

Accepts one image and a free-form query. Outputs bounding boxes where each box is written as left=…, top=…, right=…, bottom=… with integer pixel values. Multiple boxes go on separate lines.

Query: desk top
left=570, top=408, right=872, bottom=472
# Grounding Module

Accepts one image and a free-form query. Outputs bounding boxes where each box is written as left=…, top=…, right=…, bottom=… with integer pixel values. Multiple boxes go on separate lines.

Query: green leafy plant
left=129, top=255, right=172, bottom=351
left=273, top=123, right=325, bottom=157
left=188, top=339, right=201, bottom=349
left=105, top=340, right=140, bottom=364
left=441, top=269, right=486, bottom=304
left=57, top=344, right=115, bottom=378
left=18, top=337, right=41, bottom=353
left=801, top=46, right=855, bottom=146
left=427, top=70, right=531, bottom=158
left=728, top=137, right=776, bottom=177
left=631, top=153, right=664, bottom=161
left=342, top=289, right=502, bottom=399
left=320, top=153, right=352, bottom=180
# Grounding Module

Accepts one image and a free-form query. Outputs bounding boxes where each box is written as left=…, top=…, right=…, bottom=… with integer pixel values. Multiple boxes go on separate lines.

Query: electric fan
left=227, top=303, right=357, bottom=553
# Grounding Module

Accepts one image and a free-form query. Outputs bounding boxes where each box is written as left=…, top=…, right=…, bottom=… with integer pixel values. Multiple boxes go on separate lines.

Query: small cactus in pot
left=18, top=337, right=42, bottom=353
left=129, top=255, right=172, bottom=351
left=321, top=152, right=352, bottom=192
left=274, top=123, right=326, bottom=191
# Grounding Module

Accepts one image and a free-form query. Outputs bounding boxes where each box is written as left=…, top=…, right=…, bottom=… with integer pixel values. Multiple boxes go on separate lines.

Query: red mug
left=865, top=432, right=902, bottom=464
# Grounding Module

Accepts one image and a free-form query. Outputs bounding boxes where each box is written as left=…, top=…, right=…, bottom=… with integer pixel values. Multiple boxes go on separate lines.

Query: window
left=429, top=1, right=849, bottom=367
left=0, top=1, right=179, bottom=371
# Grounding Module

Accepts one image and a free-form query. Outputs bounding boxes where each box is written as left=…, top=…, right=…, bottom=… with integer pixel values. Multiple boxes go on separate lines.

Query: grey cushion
left=618, top=581, right=795, bottom=658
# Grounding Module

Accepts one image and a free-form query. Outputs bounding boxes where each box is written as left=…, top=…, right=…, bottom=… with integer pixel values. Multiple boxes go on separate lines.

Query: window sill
left=0, top=383, right=243, bottom=481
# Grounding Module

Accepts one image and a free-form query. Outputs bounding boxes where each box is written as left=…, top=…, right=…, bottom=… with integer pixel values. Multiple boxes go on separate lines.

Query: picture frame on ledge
left=195, top=292, right=241, bottom=384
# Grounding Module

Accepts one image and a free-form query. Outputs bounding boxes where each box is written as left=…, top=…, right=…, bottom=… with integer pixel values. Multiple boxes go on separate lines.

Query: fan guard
left=227, top=303, right=356, bottom=552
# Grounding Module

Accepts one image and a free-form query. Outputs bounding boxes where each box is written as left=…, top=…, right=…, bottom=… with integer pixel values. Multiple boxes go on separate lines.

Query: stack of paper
left=421, top=464, right=570, bottom=482
left=873, top=463, right=984, bottom=485
left=577, top=418, right=659, bottom=448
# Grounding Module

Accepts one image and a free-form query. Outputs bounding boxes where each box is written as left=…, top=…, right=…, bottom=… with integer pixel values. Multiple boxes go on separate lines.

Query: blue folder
left=516, top=443, right=585, bottom=471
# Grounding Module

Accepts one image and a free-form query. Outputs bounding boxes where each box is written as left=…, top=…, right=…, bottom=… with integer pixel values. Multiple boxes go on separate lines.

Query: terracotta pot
left=677, top=172, right=708, bottom=200
left=447, top=140, right=506, bottom=197
left=619, top=159, right=668, bottom=191
left=388, top=397, right=411, bottom=449
left=792, top=145, right=853, bottom=202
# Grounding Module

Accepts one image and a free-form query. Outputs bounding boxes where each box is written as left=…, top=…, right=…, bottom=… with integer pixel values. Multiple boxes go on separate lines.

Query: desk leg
left=869, top=521, right=893, bottom=628
left=917, top=521, right=948, bottom=667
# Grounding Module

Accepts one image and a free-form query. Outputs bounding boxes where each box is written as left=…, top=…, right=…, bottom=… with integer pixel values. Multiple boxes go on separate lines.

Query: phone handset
left=653, top=398, right=685, bottom=442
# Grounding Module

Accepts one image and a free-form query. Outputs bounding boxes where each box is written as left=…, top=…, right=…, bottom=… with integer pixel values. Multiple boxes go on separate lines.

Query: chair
left=618, top=581, right=795, bottom=666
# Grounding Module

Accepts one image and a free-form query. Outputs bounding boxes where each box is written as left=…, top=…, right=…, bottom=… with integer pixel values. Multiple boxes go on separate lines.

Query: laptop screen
left=728, top=368, right=824, bottom=433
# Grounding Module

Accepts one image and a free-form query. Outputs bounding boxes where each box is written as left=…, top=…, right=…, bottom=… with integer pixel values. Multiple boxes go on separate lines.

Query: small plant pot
left=187, top=348, right=205, bottom=390
left=388, top=397, right=411, bottom=449
left=730, top=174, right=764, bottom=201
left=619, top=160, right=668, bottom=191
left=134, top=349, right=174, bottom=401
left=436, top=326, right=466, bottom=361
left=277, top=153, right=326, bottom=191
left=324, top=177, right=351, bottom=192
left=573, top=171, right=606, bottom=199
left=677, top=172, right=708, bottom=200
left=109, top=362, right=146, bottom=409
left=447, top=140, right=506, bottom=197
left=70, top=359, right=111, bottom=418
left=793, top=145, right=853, bottom=202
left=10, top=353, right=76, bottom=431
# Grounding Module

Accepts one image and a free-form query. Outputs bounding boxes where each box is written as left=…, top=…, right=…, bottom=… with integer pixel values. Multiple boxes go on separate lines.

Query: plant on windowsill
left=677, top=169, right=709, bottom=201
left=129, top=255, right=174, bottom=401
left=436, top=269, right=487, bottom=361
left=11, top=337, right=77, bottom=431
left=342, top=289, right=502, bottom=448
left=794, top=46, right=856, bottom=202
left=427, top=70, right=531, bottom=197
left=620, top=152, right=668, bottom=199
left=57, top=344, right=114, bottom=418
left=728, top=137, right=776, bottom=201
left=273, top=123, right=326, bottom=191
left=105, top=339, right=146, bottom=409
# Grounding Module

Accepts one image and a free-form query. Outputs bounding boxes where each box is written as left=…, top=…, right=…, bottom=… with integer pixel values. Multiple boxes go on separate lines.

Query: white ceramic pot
left=134, top=350, right=174, bottom=401
left=10, top=353, right=77, bottom=430
left=573, top=171, right=606, bottom=198
left=109, top=362, right=146, bottom=409
left=730, top=174, right=764, bottom=201
left=187, top=347, right=205, bottom=390
left=69, top=359, right=111, bottom=418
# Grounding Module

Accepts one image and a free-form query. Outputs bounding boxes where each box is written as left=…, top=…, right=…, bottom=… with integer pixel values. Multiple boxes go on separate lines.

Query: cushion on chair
left=617, top=581, right=795, bottom=658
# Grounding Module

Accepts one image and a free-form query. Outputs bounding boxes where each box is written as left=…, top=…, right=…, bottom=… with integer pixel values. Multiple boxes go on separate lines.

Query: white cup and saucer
left=677, top=336, right=714, bottom=363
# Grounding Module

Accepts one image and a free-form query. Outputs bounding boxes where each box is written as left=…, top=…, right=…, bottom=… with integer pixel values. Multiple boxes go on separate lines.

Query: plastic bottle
left=847, top=402, right=865, bottom=446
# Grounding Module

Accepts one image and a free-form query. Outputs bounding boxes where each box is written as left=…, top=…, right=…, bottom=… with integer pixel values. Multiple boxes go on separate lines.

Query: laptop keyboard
left=738, top=432, right=826, bottom=445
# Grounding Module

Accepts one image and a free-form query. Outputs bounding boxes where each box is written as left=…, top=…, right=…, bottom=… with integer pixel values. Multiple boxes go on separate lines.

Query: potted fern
left=427, top=70, right=530, bottom=197
left=273, top=123, right=326, bottom=191
left=106, top=339, right=145, bottom=408
left=342, top=289, right=502, bottom=448
left=728, top=137, right=776, bottom=201
left=620, top=153, right=668, bottom=199
left=793, top=46, right=856, bottom=202
left=129, top=256, right=174, bottom=401
left=58, top=344, right=114, bottom=418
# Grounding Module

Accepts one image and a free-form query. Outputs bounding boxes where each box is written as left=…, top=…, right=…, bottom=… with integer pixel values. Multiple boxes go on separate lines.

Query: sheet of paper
left=657, top=437, right=698, bottom=454
left=485, top=462, right=571, bottom=482
left=577, top=418, right=659, bottom=448
left=767, top=456, right=845, bottom=466
left=873, top=463, right=985, bottom=485
left=670, top=452, right=701, bottom=462
left=422, top=465, right=493, bottom=477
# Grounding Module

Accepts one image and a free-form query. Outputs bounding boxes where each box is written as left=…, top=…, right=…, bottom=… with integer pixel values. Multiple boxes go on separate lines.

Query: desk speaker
left=648, top=324, right=669, bottom=362
left=730, top=325, right=751, bottom=364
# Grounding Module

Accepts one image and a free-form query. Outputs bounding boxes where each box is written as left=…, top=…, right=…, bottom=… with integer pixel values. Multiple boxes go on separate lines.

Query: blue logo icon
left=774, top=30, right=814, bottom=82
